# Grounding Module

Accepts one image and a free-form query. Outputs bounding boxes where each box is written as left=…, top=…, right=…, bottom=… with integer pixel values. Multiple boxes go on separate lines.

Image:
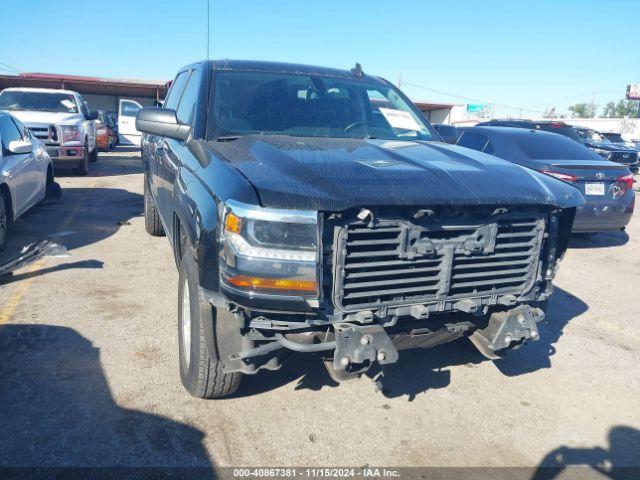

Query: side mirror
left=87, top=111, right=99, bottom=121
left=135, top=107, right=190, bottom=141
left=7, top=140, right=33, bottom=154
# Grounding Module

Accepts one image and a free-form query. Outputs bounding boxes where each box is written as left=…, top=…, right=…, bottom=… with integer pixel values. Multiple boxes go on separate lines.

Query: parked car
left=0, top=87, right=98, bottom=175
left=432, top=123, right=459, bottom=144
left=0, top=111, right=54, bottom=251
left=457, top=127, right=634, bottom=233
left=476, top=119, right=583, bottom=142
left=95, top=110, right=117, bottom=151
left=572, top=127, right=639, bottom=174
left=136, top=60, right=582, bottom=399
left=107, top=111, right=119, bottom=145
left=476, top=119, right=639, bottom=174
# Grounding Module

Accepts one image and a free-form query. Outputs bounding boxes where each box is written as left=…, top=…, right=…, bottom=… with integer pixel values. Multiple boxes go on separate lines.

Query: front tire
left=75, top=147, right=89, bottom=176
left=178, top=253, right=242, bottom=398
left=89, top=145, right=99, bottom=163
left=144, top=178, right=164, bottom=236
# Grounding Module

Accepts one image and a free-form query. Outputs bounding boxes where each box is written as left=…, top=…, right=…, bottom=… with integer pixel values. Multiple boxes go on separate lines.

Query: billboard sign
left=626, top=84, right=640, bottom=100
left=467, top=103, right=486, bottom=113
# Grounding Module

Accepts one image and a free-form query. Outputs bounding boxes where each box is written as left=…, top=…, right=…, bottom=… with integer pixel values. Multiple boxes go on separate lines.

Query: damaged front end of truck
left=211, top=198, right=578, bottom=380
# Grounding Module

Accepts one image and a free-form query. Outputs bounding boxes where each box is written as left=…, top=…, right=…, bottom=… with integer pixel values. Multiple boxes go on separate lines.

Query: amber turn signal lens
left=227, top=275, right=317, bottom=292
left=224, top=212, right=243, bottom=234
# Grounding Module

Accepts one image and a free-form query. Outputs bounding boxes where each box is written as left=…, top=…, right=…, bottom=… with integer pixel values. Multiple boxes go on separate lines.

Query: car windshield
left=604, top=133, right=624, bottom=143
left=513, top=132, right=600, bottom=160
left=210, top=70, right=435, bottom=141
left=0, top=91, right=79, bottom=113
left=576, top=129, right=609, bottom=143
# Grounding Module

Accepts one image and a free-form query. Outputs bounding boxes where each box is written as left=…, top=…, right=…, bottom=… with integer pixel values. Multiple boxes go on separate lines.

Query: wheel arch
left=172, top=168, right=221, bottom=292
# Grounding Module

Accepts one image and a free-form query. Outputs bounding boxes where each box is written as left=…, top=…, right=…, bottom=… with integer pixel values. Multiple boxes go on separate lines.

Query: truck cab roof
left=1, top=87, right=80, bottom=96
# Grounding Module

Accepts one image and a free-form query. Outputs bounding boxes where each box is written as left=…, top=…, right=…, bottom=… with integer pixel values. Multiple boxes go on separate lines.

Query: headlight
left=220, top=200, right=319, bottom=297
left=60, top=124, right=82, bottom=143
left=592, top=148, right=610, bottom=159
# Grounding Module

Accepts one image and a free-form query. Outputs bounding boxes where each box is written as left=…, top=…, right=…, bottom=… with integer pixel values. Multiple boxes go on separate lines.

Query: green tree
left=569, top=102, right=597, bottom=118
left=603, top=101, right=616, bottom=117
left=602, top=99, right=639, bottom=118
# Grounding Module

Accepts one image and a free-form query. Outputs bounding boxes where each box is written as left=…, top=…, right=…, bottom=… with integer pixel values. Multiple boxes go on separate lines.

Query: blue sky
left=1, top=0, right=637, bottom=117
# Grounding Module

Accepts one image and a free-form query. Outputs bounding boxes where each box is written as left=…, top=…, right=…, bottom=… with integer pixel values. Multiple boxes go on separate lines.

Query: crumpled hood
left=210, top=135, right=584, bottom=211
left=7, top=110, right=84, bottom=127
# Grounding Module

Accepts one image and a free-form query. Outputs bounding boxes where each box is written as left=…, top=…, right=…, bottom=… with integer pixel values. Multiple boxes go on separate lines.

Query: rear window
left=534, top=123, right=582, bottom=142
left=512, top=132, right=600, bottom=160
left=435, top=125, right=457, bottom=136
left=457, top=131, right=489, bottom=151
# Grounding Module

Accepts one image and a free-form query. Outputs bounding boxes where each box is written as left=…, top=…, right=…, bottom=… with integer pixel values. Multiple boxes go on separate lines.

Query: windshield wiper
left=216, top=135, right=242, bottom=142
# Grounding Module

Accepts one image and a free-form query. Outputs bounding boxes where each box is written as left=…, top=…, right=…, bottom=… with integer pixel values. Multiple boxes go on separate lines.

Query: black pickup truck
left=136, top=60, right=583, bottom=398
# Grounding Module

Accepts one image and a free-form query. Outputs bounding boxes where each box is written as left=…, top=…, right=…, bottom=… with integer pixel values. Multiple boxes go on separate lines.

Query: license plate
left=585, top=182, right=605, bottom=196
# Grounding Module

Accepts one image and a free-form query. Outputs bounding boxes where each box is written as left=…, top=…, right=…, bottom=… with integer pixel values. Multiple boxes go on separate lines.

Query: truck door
left=118, top=99, right=143, bottom=146
left=153, top=70, right=191, bottom=223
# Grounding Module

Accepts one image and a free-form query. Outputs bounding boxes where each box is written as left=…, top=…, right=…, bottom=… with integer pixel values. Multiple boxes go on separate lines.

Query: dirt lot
left=0, top=148, right=639, bottom=473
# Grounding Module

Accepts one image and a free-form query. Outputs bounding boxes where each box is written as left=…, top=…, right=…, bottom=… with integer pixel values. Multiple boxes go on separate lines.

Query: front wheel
left=75, top=147, right=89, bottom=175
left=89, top=145, right=99, bottom=163
left=178, top=253, right=242, bottom=398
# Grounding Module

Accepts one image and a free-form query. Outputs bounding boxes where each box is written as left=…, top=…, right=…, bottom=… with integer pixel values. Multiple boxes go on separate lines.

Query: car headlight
left=220, top=200, right=319, bottom=297
left=592, top=148, right=610, bottom=159
left=60, top=124, right=82, bottom=143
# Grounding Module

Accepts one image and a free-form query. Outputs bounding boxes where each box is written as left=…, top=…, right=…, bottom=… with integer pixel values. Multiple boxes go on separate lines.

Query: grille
left=334, top=215, right=545, bottom=310
left=28, top=125, right=58, bottom=145
left=609, top=151, right=638, bottom=165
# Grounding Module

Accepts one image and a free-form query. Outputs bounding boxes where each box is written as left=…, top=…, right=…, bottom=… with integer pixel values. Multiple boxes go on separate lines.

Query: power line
left=0, top=60, right=23, bottom=73
left=403, top=81, right=544, bottom=114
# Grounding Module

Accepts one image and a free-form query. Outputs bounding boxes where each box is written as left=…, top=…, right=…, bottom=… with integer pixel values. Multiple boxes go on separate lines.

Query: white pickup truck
left=0, top=88, right=98, bottom=175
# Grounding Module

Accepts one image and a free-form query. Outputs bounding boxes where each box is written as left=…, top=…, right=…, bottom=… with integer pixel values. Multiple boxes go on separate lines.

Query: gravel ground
left=0, top=148, right=638, bottom=476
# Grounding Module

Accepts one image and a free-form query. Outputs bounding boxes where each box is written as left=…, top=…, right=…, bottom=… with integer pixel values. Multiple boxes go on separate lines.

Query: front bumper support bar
left=469, top=304, right=544, bottom=359
left=332, top=323, right=399, bottom=371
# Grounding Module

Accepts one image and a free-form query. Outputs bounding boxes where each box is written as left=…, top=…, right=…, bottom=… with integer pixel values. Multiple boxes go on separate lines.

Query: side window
left=10, top=117, right=31, bottom=141
left=176, top=69, right=201, bottom=125
left=79, top=97, right=89, bottom=118
left=457, top=132, right=489, bottom=151
left=163, top=71, right=190, bottom=110
left=0, top=115, right=24, bottom=155
left=121, top=101, right=141, bottom=117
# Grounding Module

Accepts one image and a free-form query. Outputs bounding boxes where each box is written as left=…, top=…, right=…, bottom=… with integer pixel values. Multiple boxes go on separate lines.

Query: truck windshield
left=576, top=129, right=609, bottom=143
left=210, top=71, right=434, bottom=141
left=0, top=91, right=79, bottom=114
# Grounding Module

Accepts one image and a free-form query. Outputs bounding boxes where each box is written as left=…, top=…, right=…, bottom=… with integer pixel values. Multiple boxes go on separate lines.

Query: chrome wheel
left=181, top=276, right=192, bottom=370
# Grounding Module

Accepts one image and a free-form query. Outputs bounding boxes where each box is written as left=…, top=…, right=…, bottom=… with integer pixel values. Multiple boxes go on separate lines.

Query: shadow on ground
left=0, top=324, right=215, bottom=476
left=569, top=231, right=629, bottom=249
left=532, top=426, right=640, bottom=479
left=0, top=186, right=142, bottom=283
left=234, top=286, right=588, bottom=401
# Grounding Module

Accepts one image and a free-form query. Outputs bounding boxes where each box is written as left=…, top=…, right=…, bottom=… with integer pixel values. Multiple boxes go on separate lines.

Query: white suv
left=0, top=88, right=97, bottom=175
